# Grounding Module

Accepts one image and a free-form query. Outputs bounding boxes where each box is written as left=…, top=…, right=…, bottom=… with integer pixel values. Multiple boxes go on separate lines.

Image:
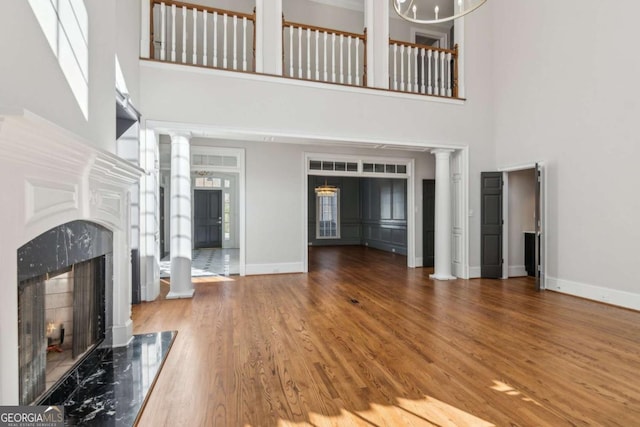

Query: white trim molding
left=245, top=262, right=304, bottom=276
left=547, top=277, right=640, bottom=311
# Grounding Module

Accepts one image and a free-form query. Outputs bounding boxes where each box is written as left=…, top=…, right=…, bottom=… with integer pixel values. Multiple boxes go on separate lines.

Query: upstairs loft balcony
left=140, top=0, right=466, bottom=101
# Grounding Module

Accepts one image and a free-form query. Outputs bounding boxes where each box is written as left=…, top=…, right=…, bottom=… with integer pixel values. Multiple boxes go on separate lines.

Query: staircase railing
left=150, top=0, right=256, bottom=72
left=389, top=39, right=458, bottom=98
left=283, top=20, right=367, bottom=87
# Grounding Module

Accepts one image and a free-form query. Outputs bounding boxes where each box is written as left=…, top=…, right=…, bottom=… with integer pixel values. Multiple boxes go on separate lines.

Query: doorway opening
left=481, top=163, right=546, bottom=290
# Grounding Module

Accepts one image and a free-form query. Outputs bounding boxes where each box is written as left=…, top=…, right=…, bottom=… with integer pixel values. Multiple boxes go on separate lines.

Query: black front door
left=194, top=190, right=222, bottom=249
left=481, top=172, right=503, bottom=278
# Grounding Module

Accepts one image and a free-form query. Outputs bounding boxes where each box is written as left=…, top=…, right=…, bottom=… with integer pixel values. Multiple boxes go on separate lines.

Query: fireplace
left=17, top=221, right=113, bottom=405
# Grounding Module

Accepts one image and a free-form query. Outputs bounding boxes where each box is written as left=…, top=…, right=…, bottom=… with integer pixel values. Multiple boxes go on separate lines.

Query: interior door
left=160, top=186, right=166, bottom=258
left=481, top=172, right=503, bottom=278
left=422, top=179, right=435, bottom=268
left=194, top=189, right=222, bottom=249
left=535, top=163, right=545, bottom=290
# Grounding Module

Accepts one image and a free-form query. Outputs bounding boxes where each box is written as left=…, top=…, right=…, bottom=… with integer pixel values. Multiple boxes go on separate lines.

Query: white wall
left=284, top=0, right=364, bottom=33
left=508, top=169, right=535, bottom=276
left=492, top=0, right=640, bottom=308
left=0, top=1, right=117, bottom=152
left=116, top=0, right=142, bottom=104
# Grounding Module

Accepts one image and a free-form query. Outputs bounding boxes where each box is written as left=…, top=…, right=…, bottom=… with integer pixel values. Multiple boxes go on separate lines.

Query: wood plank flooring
left=133, top=246, right=640, bottom=426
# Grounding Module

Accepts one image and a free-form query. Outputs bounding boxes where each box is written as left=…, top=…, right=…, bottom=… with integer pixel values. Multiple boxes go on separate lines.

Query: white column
left=365, top=0, right=389, bottom=88
left=454, top=16, right=465, bottom=98
left=430, top=149, right=456, bottom=280
left=140, top=0, right=151, bottom=58
left=139, top=128, right=161, bottom=301
left=167, top=132, right=194, bottom=299
left=255, top=0, right=282, bottom=75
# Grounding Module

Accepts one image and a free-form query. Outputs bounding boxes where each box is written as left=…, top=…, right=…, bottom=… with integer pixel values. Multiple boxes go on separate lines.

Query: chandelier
left=393, top=0, right=487, bottom=25
left=315, top=181, right=337, bottom=197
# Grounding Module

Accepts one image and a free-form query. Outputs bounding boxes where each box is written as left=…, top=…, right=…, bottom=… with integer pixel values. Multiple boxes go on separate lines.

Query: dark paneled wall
left=308, top=176, right=407, bottom=255
left=361, top=178, right=407, bottom=255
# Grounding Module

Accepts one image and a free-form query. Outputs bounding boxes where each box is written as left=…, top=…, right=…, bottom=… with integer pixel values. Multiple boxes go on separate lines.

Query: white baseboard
left=416, top=257, right=424, bottom=267
left=546, top=276, right=640, bottom=311
left=245, top=262, right=304, bottom=276
left=111, top=319, right=133, bottom=347
left=508, top=265, right=528, bottom=277
left=469, top=266, right=481, bottom=278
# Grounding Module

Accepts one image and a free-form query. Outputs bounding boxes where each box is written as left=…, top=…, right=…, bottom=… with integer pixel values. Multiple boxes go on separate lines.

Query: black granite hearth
left=38, top=331, right=177, bottom=426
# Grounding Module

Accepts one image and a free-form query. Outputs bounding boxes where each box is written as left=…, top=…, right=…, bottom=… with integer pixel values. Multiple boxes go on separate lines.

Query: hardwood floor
left=133, top=246, right=640, bottom=426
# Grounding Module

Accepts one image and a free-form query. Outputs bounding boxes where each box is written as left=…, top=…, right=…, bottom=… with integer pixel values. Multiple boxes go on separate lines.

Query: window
left=28, top=0, right=89, bottom=119
left=316, top=190, right=340, bottom=239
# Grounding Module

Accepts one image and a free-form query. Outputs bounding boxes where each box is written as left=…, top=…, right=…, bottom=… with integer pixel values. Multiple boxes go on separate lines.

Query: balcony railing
left=150, top=0, right=256, bottom=72
left=283, top=20, right=366, bottom=87
left=145, top=0, right=460, bottom=99
left=390, top=40, right=458, bottom=98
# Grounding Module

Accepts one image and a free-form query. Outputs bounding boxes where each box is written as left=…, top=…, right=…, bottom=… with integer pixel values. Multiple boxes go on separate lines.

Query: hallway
left=159, top=248, right=240, bottom=277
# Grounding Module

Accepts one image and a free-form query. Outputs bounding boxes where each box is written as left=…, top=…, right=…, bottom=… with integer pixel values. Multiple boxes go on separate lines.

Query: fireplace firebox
left=17, top=221, right=113, bottom=405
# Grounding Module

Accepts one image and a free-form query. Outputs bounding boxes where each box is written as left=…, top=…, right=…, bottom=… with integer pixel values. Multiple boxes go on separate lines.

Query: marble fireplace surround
left=0, top=110, right=142, bottom=404
left=18, top=220, right=112, bottom=404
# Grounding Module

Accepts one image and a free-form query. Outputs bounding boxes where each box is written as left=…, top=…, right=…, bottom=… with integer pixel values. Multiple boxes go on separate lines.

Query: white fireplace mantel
left=0, top=109, right=142, bottom=405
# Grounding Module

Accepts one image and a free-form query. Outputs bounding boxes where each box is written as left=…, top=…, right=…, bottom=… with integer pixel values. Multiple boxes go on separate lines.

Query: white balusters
left=288, top=26, right=294, bottom=77
left=323, top=32, right=328, bottom=81
left=202, top=11, right=207, bottom=66
left=355, top=38, right=360, bottom=86
left=223, top=14, right=228, bottom=69
left=213, top=11, right=218, bottom=67
left=434, top=51, right=439, bottom=95
left=339, top=34, right=344, bottom=84
left=315, top=30, right=320, bottom=81
left=192, top=8, right=197, bottom=64
left=306, top=28, right=311, bottom=79
left=297, top=27, right=302, bottom=78
left=181, top=6, right=186, bottom=63
left=407, top=46, right=412, bottom=93
left=151, top=3, right=256, bottom=74
left=331, top=33, right=336, bottom=83
left=384, top=38, right=457, bottom=97
left=446, top=52, right=452, bottom=97
left=242, top=17, right=247, bottom=71
left=440, top=50, right=445, bottom=95
left=427, top=49, right=433, bottom=94
left=413, top=47, right=419, bottom=94
left=233, top=15, right=238, bottom=70
left=393, top=43, right=398, bottom=91
left=170, top=4, right=176, bottom=61
left=160, top=3, right=166, bottom=61
left=400, top=44, right=405, bottom=92
left=347, top=36, right=352, bottom=85
left=420, top=48, right=426, bottom=94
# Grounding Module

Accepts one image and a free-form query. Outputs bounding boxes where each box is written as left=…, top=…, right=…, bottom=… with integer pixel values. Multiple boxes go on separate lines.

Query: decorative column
left=255, top=0, right=283, bottom=75
left=167, top=132, right=194, bottom=299
left=364, top=0, right=389, bottom=89
left=430, top=149, right=456, bottom=280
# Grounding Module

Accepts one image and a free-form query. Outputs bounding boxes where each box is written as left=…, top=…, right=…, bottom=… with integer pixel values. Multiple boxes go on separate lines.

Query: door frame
left=190, top=146, right=246, bottom=275
left=303, top=153, right=416, bottom=271
left=498, top=162, right=547, bottom=289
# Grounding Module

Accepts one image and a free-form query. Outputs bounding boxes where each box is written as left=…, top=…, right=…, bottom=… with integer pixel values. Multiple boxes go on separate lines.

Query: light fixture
left=394, top=0, right=487, bottom=25
left=315, top=180, right=337, bottom=197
